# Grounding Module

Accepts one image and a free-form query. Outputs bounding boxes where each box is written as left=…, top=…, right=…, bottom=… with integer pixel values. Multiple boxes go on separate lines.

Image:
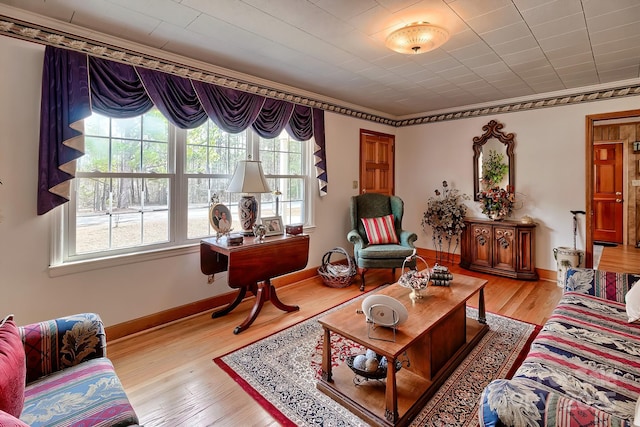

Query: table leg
left=211, top=287, right=247, bottom=319
left=321, top=328, right=332, bottom=382
left=266, top=279, right=299, bottom=313
left=384, top=356, right=398, bottom=423
left=478, top=288, right=486, bottom=324
left=233, top=283, right=266, bottom=334
left=233, top=279, right=299, bottom=334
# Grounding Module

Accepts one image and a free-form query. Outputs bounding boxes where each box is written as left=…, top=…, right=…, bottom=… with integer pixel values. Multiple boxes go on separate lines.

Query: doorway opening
left=585, top=109, right=640, bottom=267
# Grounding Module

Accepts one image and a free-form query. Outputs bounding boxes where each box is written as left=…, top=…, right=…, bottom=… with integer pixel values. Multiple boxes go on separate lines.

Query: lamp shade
left=385, top=22, right=449, bottom=54
left=227, top=160, right=271, bottom=194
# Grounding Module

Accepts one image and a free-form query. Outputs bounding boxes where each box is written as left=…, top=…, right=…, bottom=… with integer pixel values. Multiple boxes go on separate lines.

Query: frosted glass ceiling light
left=385, top=22, right=449, bottom=54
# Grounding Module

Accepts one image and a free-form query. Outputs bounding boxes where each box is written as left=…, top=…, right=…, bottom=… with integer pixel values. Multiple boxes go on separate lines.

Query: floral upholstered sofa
left=479, top=268, right=640, bottom=427
left=1, top=312, right=139, bottom=427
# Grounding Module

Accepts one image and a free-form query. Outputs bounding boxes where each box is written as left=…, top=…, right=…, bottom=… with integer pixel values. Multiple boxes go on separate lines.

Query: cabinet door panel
left=471, top=224, right=492, bottom=268
left=517, top=228, right=535, bottom=274
left=493, top=226, right=516, bottom=272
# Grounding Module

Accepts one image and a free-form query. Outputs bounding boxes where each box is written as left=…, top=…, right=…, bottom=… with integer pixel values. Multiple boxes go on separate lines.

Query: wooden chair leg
left=358, top=267, right=367, bottom=291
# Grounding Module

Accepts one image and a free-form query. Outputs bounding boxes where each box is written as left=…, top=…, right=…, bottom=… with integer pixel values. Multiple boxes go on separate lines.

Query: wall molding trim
left=2, top=9, right=640, bottom=127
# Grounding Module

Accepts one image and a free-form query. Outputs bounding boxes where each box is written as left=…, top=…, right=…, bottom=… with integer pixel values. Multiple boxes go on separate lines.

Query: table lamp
left=227, top=159, right=271, bottom=235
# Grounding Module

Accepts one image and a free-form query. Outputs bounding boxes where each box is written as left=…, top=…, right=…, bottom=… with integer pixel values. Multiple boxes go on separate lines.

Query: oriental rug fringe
left=215, top=298, right=538, bottom=426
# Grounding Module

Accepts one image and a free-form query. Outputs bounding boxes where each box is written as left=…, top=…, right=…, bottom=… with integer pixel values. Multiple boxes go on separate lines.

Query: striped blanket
left=480, top=269, right=640, bottom=427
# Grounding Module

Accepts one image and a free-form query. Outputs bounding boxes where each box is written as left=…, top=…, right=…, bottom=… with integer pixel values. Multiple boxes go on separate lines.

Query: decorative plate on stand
left=361, top=295, right=408, bottom=327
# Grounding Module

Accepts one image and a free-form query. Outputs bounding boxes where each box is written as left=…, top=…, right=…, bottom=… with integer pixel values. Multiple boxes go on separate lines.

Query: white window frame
left=49, top=114, right=315, bottom=277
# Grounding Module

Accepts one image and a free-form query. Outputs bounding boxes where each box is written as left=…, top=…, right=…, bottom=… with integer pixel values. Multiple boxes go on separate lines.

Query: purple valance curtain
left=136, top=67, right=208, bottom=129
left=251, top=98, right=295, bottom=138
left=89, top=57, right=153, bottom=117
left=38, top=46, right=327, bottom=214
left=192, top=82, right=264, bottom=133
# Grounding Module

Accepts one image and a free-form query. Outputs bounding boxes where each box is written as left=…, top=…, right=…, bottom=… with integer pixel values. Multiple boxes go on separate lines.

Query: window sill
left=49, top=225, right=316, bottom=278
left=48, top=243, right=200, bottom=278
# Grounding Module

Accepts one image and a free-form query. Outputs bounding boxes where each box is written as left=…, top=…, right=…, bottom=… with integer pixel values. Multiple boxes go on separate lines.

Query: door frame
left=585, top=109, right=640, bottom=266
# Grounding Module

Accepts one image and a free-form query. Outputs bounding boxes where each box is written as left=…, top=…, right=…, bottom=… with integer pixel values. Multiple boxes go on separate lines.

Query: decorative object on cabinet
left=227, top=159, right=271, bottom=235
left=520, top=215, right=534, bottom=224
left=209, top=200, right=233, bottom=236
left=346, top=353, right=404, bottom=384
left=472, top=120, right=515, bottom=201
left=421, top=180, right=469, bottom=264
left=431, top=264, right=453, bottom=286
left=252, top=224, right=267, bottom=241
left=398, top=249, right=430, bottom=300
left=477, top=186, right=516, bottom=220
left=285, top=223, right=303, bottom=235
left=226, top=233, right=244, bottom=246
left=262, top=216, right=283, bottom=236
left=361, top=294, right=409, bottom=327
left=460, top=218, right=537, bottom=280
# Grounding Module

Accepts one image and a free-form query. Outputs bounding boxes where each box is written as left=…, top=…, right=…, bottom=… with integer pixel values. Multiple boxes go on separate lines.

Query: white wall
left=2, top=34, right=640, bottom=327
left=396, top=97, right=640, bottom=272
left=0, top=36, right=397, bottom=326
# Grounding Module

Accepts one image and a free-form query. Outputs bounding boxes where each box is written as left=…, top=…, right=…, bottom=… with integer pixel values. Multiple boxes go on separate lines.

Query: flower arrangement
left=421, top=181, right=469, bottom=263
left=478, top=186, right=515, bottom=220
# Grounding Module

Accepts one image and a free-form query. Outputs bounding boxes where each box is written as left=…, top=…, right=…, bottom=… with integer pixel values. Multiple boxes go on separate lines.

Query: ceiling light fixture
left=385, top=22, right=449, bottom=54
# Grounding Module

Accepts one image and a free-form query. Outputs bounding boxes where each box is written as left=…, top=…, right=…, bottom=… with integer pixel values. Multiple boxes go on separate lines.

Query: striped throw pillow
left=361, top=214, right=398, bottom=244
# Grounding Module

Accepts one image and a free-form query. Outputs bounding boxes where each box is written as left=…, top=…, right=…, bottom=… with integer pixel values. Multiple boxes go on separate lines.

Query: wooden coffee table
left=317, top=274, right=488, bottom=426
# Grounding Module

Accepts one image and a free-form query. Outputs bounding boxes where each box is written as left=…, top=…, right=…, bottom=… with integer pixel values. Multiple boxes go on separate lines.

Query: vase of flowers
left=478, top=186, right=515, bottom=220
left=421, top=181, right=469, bottom=264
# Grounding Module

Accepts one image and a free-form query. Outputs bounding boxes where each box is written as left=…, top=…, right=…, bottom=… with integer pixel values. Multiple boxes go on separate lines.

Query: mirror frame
left=472, top=120, right=515, bottom=201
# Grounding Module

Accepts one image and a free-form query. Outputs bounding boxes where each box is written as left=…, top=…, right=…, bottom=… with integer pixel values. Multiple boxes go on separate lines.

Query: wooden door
left=593, top=143, right=623, bottom=243
left=359, top=130, right=394, bottom=195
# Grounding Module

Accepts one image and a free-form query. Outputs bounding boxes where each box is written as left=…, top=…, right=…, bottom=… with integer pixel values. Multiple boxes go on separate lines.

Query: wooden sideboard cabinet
left=460, top=218, right=538, bottom=280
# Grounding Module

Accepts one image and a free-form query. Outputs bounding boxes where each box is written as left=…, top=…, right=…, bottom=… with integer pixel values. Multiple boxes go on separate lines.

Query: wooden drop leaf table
left=200, top=234, right=309, bottom=334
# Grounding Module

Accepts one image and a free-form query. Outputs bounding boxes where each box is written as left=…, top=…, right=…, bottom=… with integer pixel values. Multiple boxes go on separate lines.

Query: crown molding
left=1, top=4, right=639, bottom=127
left=395, top=81, right=640, bottom=126
left=0, top=5, right=395, bottom=126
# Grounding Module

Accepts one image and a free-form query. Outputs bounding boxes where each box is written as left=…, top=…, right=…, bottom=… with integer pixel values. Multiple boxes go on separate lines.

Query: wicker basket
left=318, top=247, right=356, bottom=288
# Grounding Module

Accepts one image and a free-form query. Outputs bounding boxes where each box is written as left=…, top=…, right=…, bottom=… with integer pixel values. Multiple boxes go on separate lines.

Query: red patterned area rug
left=214, top=298, right=539, bottom=426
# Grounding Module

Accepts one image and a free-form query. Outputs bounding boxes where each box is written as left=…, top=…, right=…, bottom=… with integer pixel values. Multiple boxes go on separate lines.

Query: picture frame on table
left=262, top=216, right=283, bottom=236
left=209, top=203, right=232, bottom=234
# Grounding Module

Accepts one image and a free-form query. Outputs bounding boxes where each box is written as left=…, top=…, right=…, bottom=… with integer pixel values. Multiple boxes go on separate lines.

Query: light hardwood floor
left=108, top=246, right=636, bottom=426
left=596, top=244, right=640, bottom=274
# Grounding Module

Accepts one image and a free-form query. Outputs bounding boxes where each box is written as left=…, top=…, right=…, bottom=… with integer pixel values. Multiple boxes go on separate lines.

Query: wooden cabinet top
left=464, top=217, right=537, bottom=228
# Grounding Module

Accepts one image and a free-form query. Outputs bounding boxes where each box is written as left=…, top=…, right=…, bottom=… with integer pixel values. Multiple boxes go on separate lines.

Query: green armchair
left=348, top=193, right=418, bottom=291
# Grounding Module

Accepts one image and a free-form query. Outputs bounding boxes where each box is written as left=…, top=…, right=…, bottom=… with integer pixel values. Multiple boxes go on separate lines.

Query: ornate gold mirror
left=472, top=120, right=515, bottom=201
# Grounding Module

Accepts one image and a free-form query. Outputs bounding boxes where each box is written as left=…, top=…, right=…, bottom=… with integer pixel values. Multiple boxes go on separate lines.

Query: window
left=257, top=133, right=306, bottom=225
left=60, top=109, right=312, bottom=265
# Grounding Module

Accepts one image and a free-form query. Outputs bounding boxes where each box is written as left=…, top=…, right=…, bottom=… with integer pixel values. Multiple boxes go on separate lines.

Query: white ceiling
left=1, top=0, right=639, bottom=117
